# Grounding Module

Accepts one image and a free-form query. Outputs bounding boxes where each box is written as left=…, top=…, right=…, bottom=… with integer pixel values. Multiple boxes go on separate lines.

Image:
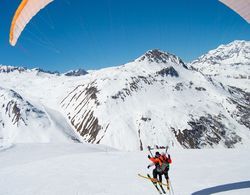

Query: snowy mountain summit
left=61, top=46, right=250, bottom=150
left=191, top=40, right=250, bottom=92
left=192, top=40, right=250, bottom=66
left=136, top=49, right=187, bottom=68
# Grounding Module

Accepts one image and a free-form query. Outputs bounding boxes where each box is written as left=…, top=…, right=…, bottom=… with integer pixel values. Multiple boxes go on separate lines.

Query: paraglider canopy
left=9, top=0, right=54, bottom=46
left=219, top=0, right=250, bottom=24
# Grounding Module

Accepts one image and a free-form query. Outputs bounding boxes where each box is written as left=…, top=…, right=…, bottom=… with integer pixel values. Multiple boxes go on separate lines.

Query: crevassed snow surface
left=0, top=143, right=249, bottom=195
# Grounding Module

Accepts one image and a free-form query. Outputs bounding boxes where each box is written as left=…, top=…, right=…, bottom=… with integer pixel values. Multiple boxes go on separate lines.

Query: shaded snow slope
left=61, top=49, right=250, bottom=150
left=0, top=144, right=249, bottom=195
left=0, top=67, right=87, bottom=143
left=0, top=87, right=79, bottom=143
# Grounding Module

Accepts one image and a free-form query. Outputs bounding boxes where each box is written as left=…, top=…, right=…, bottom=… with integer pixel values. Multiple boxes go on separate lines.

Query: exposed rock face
left=157, top=67, right=179, bottom=77
left=172, top=114, right=242, bottom=149
left=61, top=81, right=103, bottom=143
left=227, top=86, right=250, bottom=129
left=136, top=49, right=188, bottom=69
left=111, top=76, right=155, bottom=101
left=64, top=69, right=88, bottom=76
left=0, top=88, right=46, bottom=128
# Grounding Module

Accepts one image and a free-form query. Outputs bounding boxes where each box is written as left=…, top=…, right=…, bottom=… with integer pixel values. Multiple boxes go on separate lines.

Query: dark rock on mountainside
left=137, top=49, right=188, bottom=69
left=157, top=67, right=179, bottom=77
left=227, top=86, right=250, bottom=129
left=65, top=69, right=88, bottom=76
left=172, top=114, right=242, bottom=149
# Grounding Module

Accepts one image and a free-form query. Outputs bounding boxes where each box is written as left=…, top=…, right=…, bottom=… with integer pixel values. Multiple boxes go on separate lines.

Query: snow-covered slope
left=190, top=40, right=250, bottom=92
left=0, top=41, right=249, bottom=150
left=0, top=87, right=79, bottom=143
left=0, top=65, right=85, bottom=111
left=61, top=49, right=250, bottom=150
left=0, top=66, right=86, bottom=144
left=0, top=144, right=250, bottom=195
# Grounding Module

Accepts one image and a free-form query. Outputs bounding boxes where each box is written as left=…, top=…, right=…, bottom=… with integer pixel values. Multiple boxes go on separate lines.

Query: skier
left=147, top=151, right=172, bottom=189
left=159, top=152, right=172, bottom=189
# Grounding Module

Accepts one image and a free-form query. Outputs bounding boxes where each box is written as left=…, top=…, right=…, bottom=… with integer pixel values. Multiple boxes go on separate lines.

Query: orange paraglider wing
left=9, top=0, right=54, bottom=46
left=219, top=0, right=250, bottom=24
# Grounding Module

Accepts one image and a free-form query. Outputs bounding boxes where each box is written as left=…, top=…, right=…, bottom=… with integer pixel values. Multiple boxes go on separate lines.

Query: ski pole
left=169, top=180, right=175, bottom=195
left=147, top=146, right=153, bottom=157
left=147, top=146, right=168, bottom=150
left=165, top=145, right=169, bottom=156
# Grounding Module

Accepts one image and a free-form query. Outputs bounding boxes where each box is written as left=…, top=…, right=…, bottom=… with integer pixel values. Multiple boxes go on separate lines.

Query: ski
left=159, top=184, right=166, bottom=194
left=147, top=174, right=162, bottom=194
left=138, top=174, right=168, bottom=186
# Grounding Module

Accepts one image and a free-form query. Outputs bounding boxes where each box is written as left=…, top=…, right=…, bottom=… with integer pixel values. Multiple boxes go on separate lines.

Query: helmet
left=155, top=151, right=160, bottom=157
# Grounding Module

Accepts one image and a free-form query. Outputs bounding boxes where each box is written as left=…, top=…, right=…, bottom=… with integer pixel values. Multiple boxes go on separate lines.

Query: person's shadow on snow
left=192, top=181, right=250, bottom=195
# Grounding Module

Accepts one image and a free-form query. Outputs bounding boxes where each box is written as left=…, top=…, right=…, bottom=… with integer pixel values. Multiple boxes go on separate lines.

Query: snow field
left=0, top=144, right=250, bottom=195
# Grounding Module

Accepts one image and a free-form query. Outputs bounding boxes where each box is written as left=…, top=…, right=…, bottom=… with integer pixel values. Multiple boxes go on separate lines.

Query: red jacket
left=149, top=154, right=172, bottom=166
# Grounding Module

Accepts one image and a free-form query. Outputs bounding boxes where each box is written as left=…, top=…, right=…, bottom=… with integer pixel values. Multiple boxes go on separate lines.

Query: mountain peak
left=137, top=49, right=173, bottom=63
left=191, top=40, right=250, bottom=66
left=64, top=68, right=88, bottom=76
left=216, top=40, right=250, bottom=54
left=135, top=49, right=187, bottom=68
left=226, top=40, right=249, bottom=46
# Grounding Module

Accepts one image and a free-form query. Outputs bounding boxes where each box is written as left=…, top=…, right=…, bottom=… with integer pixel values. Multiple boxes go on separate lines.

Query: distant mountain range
left=0, top=65, right=88, bottom=76
left=0, top=40, right=249, bottom=150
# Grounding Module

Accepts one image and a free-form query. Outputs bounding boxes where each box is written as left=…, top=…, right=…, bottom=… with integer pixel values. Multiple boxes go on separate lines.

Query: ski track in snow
left=0, top=144, right=250, bottom=195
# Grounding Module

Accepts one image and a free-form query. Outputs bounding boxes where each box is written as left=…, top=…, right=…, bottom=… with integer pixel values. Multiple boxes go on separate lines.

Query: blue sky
left=0, top=0, right=249, bottom=72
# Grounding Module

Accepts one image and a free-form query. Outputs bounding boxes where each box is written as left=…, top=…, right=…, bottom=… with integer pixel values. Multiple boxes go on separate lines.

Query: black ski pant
left=162, top=167, right=169, bottom=180
left=153, top=168, right=162, bottom=182
left=153, top=167, right=169, bottom=182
